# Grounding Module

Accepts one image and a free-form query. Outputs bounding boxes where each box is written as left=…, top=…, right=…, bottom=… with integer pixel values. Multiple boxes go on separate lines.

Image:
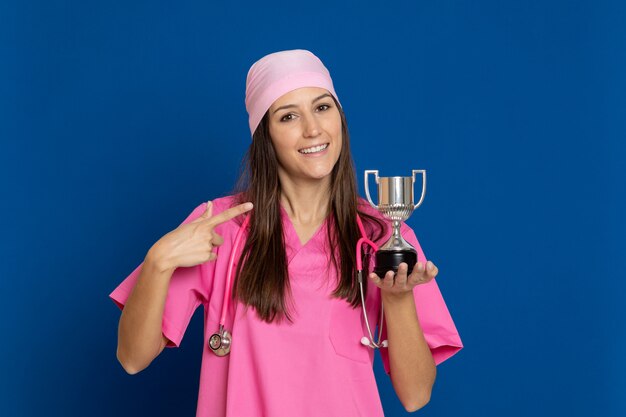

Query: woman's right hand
left=148, top=201, right=253, bottom=272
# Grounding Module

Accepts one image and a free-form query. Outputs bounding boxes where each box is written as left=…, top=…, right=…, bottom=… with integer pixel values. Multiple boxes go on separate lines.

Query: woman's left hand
left=369, top=261, right=438, bottom=296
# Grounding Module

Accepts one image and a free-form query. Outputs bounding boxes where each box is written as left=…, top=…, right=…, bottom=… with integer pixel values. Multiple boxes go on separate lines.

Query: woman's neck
left=278, top=174, right=331, bottom=226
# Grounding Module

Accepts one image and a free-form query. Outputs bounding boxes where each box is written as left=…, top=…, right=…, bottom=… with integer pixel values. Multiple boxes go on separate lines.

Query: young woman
left=110, top=49, right=463, bottom=417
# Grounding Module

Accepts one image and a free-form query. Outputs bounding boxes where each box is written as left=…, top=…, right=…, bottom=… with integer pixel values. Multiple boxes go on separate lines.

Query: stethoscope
left=208, top=213, right=387, bottom=356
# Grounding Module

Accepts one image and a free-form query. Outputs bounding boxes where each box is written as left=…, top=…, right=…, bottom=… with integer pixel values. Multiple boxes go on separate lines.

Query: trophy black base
left=374, top=249, right=418, bottom=277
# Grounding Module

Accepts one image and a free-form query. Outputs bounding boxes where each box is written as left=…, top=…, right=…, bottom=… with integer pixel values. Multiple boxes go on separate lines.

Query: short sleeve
left=379, top=226, right=463, bottom=373
left=109, top=203, right=212, bottom=348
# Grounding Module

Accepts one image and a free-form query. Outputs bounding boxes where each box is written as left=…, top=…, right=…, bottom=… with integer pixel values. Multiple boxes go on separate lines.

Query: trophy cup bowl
left=365, top=170, right=426, bottom=277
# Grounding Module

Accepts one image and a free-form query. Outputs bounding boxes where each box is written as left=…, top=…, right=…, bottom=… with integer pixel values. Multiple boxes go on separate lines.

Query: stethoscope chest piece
left=209, top=326, right=231, bottom=356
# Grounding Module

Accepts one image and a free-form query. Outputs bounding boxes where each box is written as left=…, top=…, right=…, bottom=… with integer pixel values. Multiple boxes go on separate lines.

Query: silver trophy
left=364, top=170, right=427, bottom=276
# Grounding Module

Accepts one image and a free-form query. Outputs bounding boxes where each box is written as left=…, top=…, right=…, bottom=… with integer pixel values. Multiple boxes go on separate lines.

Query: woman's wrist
left=381, top=289, right=414, bottom=305
left=145, top=243, right=176, bottom=274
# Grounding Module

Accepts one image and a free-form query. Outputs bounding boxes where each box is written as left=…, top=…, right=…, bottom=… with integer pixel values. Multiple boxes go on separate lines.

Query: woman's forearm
left=382, top=291, right=436, bottom=412
left=116, top=249, right=174, bottom=374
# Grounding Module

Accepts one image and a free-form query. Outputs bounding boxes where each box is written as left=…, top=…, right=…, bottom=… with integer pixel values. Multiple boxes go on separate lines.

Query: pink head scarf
left=245, top=49, right=340, bottom=137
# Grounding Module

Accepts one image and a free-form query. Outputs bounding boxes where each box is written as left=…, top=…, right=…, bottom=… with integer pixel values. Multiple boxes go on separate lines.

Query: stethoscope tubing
left=221, top=213, right=251, bottom=325
left=355, top=215, right=387, bottom=349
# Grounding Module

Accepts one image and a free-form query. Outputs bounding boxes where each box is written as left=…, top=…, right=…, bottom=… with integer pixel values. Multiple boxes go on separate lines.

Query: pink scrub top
left=109, top=195, right=463, bottom=417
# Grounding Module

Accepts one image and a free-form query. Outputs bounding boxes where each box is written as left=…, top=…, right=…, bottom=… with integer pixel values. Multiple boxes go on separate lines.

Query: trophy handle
left=412, top=169, right=427, bottom=209
left=364, top=170, right=379, bottom=210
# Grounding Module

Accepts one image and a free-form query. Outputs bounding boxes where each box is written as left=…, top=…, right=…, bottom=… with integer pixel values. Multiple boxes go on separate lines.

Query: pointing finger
left=207, top=202, right=254, bottom=226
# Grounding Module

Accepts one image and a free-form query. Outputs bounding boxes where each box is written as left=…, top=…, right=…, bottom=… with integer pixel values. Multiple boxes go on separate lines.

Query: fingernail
left=417, top=262, right=424, bottom=271
left=244, top=202, right=253, bottom=210
left=426, top=261, right=434, bottom=271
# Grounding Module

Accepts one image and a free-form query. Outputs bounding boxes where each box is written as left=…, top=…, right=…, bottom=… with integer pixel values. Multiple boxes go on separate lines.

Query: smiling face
left=267, top=87, right=343, bottom=184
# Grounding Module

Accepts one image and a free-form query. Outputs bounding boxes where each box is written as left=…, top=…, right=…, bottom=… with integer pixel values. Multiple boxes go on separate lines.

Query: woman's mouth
left=298, top=143, right=329, bottom=154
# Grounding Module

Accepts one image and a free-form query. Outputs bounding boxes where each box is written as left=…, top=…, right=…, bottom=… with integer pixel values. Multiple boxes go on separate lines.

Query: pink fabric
left=109, top=196, right=463, bottom=417
left=245, top=49, right=340, bottom=136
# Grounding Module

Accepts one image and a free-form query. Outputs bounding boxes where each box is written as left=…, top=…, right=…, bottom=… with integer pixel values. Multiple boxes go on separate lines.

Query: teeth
left=299, top=143, right=329, bottom=154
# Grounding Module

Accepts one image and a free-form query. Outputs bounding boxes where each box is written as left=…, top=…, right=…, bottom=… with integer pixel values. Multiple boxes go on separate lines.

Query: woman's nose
left=302, top=113, right=321, bottom=138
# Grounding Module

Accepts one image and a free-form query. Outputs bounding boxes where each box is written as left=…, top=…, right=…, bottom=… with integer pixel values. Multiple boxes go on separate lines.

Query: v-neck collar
left=279, top=204, right=329, bottom=251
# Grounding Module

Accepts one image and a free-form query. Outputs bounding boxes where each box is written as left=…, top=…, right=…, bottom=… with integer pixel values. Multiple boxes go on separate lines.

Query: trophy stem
left=392, top=220, right=401, bottom=243
left=375, top=220, right=418, bottom=276
left=380, top=220, right=412, bottom=252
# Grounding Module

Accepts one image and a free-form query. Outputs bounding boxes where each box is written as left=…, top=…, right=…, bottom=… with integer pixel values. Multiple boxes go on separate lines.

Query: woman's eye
left=280, top=113, right=295, bottom=122
left=317, top=104, right=330, bottom=112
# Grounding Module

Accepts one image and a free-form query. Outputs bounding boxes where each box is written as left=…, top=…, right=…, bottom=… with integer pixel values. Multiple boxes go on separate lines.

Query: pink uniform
left=109, top=195, right=463, bottom=417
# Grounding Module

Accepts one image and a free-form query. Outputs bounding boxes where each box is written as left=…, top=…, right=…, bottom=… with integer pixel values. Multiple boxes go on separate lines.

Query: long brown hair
left=234, top=99, right=385, bottom=323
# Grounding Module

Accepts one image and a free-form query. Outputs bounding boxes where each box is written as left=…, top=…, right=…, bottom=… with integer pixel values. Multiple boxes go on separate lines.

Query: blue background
left=1, top=0, right=625, bottom=416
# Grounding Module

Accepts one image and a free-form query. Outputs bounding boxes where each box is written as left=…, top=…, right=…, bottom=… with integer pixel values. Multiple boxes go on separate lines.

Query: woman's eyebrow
left=312, top=93, right=332, bottom=102
left=272, top=93, right=332, bottom=114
